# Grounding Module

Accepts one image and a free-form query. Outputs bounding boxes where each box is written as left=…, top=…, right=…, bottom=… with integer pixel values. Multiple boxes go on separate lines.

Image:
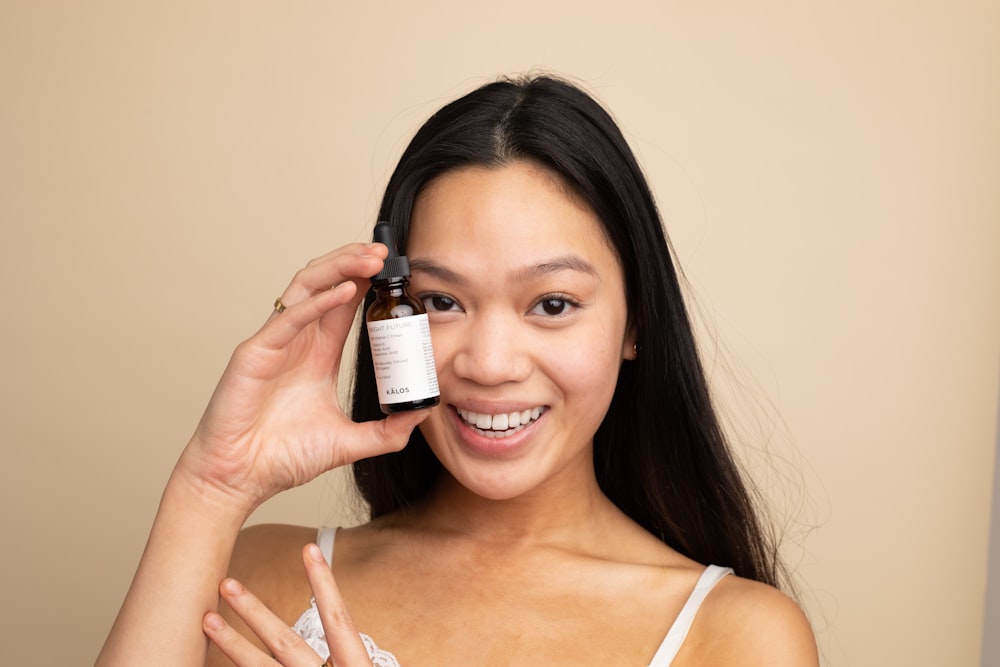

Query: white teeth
left=457, top=407, right=545, bottom=434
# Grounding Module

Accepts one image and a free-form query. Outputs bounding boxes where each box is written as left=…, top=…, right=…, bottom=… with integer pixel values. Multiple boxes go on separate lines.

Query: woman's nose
left=450, top=310, right=532, bottom=386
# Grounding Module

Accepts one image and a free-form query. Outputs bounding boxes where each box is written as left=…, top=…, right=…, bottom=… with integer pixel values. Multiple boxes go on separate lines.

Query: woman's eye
left=422, top=294, right=459, bottom=312
left=531, top=297, right=576, bottom=317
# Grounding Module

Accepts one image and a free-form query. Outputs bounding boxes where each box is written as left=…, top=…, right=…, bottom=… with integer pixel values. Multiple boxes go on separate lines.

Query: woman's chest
left=337, top=557, right=694, bottom=667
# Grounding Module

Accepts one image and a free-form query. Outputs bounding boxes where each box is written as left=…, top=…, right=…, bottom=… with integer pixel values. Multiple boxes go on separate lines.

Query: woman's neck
left=404, top=466, right=628, bottom=550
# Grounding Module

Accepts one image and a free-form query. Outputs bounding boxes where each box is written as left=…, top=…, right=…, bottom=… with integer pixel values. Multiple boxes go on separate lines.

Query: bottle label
left=367, top=313, right=439, bottom=403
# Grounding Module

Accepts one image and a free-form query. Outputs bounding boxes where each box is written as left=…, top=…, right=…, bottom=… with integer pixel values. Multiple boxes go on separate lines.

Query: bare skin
left=208, top=502, right=816, bottom=666
left=101, top=162, right=818, bottom=667
left=96, top=242, right=429, bottom=665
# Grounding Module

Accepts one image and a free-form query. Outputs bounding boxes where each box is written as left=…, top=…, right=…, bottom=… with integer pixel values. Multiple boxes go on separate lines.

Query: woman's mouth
left=455, top=406, right=545, bottom=439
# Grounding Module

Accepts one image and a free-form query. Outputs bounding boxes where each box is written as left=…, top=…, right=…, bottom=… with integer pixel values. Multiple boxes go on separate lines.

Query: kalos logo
left=387, top=387, right=411, bottom=396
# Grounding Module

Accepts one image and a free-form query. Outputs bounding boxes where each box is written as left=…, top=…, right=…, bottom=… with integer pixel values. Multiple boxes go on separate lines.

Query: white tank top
left=292, top=527, right=732, bottom=666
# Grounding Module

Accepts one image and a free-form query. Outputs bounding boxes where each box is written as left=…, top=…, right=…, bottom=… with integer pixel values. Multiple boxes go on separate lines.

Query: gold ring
left=273, top=297, right=286, bottom=314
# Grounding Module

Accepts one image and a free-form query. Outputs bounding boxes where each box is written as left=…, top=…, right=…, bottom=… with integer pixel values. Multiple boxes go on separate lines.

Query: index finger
left=278, top=243, right=388, bottom=309
left=302, top=543, right=375, bottom=666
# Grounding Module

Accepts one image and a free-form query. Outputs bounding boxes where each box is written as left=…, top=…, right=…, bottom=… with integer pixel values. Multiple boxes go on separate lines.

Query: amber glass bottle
left=365, top=222, right=440, bottom=414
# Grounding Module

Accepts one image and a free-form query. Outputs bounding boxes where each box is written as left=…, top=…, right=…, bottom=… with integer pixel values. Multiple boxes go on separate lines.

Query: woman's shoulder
left=231, top=523, right=319, bottom=569
left=228, top=523, right=319, bottom=615
left=676, top=572, right=819, bottom=666
left=206, top=524, right=321, bottom=666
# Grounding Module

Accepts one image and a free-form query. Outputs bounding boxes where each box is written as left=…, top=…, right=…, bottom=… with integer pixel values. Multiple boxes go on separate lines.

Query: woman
left=98, top=75, right=818, bottom=666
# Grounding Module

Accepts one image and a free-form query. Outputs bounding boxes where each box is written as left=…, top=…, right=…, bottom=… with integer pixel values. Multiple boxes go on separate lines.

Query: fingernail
left=221, top=578, right=243, bottom=595
left=204, top=612, right=226, bottom=631
left=306, top=543, right=325, bottom=563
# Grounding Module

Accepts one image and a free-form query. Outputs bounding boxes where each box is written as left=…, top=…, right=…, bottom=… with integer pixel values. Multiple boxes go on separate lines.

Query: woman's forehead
left=407, top=162, right=619, bottom=270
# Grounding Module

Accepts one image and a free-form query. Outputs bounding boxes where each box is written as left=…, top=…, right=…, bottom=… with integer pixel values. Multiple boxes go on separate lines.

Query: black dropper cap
left=371, top=221, right=410, bottom=284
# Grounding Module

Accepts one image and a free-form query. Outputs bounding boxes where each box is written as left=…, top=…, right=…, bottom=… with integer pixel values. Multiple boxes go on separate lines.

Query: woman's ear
left=622, top=326, right=638, bottom=361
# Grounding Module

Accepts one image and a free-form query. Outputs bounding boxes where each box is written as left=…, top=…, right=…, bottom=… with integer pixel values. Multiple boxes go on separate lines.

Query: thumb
left=378, top=409, right=433, bottom=451
left=339, top=408, right=433, bottom=463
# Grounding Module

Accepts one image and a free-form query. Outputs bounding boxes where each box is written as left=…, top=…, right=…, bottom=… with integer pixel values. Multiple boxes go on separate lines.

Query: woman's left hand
left=204, top=543, right=370, bottom=666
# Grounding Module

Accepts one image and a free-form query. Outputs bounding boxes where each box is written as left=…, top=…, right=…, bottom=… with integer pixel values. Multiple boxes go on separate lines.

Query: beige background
left=2, top=2, right=998, bottom=665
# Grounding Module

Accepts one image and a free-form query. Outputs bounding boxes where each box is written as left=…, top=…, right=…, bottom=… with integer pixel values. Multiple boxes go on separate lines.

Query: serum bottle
left=366, top=221, right=440, bottom=414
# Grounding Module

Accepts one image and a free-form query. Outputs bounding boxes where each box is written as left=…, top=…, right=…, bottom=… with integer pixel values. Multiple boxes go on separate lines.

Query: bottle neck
left=373, top=278, right=408, bottom=296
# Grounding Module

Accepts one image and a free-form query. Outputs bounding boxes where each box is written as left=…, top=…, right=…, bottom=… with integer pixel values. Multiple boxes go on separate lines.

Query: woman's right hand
left=174, top=242, right=429, bottom=514
left=204, top=544, right=377, bottom=667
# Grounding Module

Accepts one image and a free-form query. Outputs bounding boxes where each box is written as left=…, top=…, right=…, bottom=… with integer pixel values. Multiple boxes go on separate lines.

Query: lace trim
left=291, top=599, right=401, bottom=667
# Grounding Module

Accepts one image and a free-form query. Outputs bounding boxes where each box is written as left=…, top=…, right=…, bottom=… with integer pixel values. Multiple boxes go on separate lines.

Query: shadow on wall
left=982, top=384, right=1000, bottom=666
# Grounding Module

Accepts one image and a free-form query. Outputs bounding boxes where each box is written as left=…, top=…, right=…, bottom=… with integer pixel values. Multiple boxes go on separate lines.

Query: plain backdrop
left=2, top=2, right=998, bottom=665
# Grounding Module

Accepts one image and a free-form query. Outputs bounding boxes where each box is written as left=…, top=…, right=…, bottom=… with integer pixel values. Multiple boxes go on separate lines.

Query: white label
left=367, top=313, right=439, bottom=403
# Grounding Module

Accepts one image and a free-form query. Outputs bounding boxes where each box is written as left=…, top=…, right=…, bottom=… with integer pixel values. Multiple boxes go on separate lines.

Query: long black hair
left=351, top=74, right=780, bottom=586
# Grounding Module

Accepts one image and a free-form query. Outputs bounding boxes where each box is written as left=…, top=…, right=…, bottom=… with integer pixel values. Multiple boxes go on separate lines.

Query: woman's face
left=405, top=161, right=636, bottom=501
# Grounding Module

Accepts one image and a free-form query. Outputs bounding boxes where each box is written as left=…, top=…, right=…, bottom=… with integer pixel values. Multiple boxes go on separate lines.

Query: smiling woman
left=398, top=162, right=632, bottom=500
left=97, top=75, right=818, bottom=667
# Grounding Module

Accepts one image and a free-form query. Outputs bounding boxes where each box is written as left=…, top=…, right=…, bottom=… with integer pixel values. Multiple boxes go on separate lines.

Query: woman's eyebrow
left=409, top=255, right=598, bottom=286
left=514, top=255, right=598, bottom=281
left=409, top=258, right=467, bottom=286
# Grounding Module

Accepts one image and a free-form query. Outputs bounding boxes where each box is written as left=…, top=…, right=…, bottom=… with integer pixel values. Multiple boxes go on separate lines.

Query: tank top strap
left=647, top=565, right=733, bottom=667
left=316, top=526, right=338, bottom=567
